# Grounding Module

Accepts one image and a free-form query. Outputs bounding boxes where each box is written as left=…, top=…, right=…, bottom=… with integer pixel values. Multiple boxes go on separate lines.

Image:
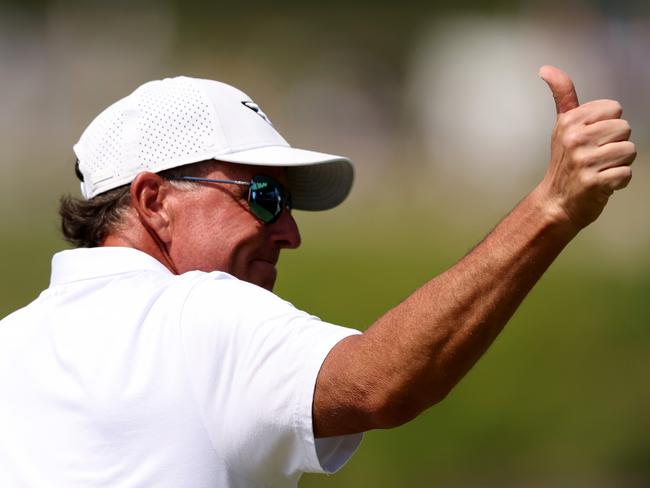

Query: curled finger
left=575, top=99, right=623, bottom=124
left=596, top=141, right=637, bottom=171
left=599, top=165, right=633, bottom=192
left=585, top=119, right=632, bottom=146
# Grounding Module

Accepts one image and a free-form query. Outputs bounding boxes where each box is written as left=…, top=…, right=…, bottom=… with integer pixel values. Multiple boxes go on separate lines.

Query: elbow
left=366, top=399, right=420, bottom=430
left=361, top=381, right=453, bottom=430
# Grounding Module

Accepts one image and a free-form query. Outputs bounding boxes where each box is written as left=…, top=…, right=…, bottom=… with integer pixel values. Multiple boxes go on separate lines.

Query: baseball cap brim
left=215, top=145, right=354, bottom=211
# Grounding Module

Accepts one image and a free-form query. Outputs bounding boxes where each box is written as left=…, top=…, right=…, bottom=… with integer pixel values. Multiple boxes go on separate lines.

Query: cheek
left=171, top=230, right=228, bottom=272
left=168, top=194, right=267, bottom=275
left=169, top=206, right=232, bottom=272
left=200, top=219, right=266, bottom=275
left=223, top=225, right=272, bottom=285
left=227, top=232, right=266, bottom=270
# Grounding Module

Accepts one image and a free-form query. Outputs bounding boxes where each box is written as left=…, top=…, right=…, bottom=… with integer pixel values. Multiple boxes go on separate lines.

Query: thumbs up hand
left=537, top=65, right=636, bottom=231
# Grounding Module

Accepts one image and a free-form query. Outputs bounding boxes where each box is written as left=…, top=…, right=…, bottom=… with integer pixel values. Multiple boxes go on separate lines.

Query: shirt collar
left=50, top=247, right=172, bottom=286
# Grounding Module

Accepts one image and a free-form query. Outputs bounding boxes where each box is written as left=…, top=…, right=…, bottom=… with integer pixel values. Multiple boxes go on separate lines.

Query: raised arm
left=313, top=66, right=637, bottom=437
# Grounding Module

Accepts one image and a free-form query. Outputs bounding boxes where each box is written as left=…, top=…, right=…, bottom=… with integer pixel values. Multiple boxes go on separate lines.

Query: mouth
left=253, top=258, right=277, bottom=268
left=253, top=254, right=279, bottom=267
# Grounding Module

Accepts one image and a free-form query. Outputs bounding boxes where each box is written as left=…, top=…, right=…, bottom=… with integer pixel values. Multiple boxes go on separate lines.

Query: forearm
left=374, top=185, right=577, bottom=401
left=313, top=66, right=636, bottom=438
left=314, top=185, right=578, bottom=436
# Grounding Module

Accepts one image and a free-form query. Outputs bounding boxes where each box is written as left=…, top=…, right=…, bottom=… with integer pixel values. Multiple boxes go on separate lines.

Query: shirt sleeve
left=178, top=273, right=363, bottom=484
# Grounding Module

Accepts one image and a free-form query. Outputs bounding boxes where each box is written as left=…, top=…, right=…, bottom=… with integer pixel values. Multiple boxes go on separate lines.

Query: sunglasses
left=169, top=174, right=292, bottom=224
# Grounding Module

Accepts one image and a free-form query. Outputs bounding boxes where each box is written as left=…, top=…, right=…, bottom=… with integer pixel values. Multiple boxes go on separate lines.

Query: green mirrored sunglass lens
left=249, top=176, right=289, bottom=224
left=249, top=201, right=276, bottom=223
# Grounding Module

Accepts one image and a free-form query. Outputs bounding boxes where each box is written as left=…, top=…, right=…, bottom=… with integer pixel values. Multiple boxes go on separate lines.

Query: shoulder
left=182, top=271, right=298, bottom=317
left=175, top=272, right=312, bottom=339
left=178, top=270, right=359, bottom=349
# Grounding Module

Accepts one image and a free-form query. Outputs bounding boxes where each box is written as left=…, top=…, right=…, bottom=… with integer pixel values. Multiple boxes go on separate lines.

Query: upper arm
left=312, top=331, right=418, bottom=437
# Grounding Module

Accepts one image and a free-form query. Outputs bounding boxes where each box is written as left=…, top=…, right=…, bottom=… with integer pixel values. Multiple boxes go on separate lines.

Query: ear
left=130, top=172, right=174, bottom=244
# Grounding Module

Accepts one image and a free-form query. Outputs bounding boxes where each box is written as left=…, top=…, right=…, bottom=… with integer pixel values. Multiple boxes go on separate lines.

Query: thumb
left=539, top=65, right=580, bottom=114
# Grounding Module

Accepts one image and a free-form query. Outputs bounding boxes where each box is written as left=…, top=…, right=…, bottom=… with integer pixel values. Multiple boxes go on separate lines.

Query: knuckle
left=563, top=129, right=586, bottom=148
left=579, top=170, right=597, bottom=189
left=615, top=168, right=633, bottom=190
left=624, top=168, right=633, bottom=184
left=620, top=141, right=637, bottom=162
left=557, top=112, right=575, bottom=130
left=574, top=149, right=595, bottom=167
left=620, top=119, right=631, bottom=135
left=605, top=99, right=623, bottom=117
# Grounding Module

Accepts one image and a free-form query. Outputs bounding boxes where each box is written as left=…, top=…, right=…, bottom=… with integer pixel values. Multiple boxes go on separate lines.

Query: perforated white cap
left=73, top=76, right=354, bottom=211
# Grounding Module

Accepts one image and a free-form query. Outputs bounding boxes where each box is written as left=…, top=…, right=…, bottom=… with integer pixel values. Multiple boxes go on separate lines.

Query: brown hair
left=59, top=160, right=215, bottom=248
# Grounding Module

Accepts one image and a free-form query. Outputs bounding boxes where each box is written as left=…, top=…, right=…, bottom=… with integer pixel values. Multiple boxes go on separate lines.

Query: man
left=0, top=66, right=636, bottom=487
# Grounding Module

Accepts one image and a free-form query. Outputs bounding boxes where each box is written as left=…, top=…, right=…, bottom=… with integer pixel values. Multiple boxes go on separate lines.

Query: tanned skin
left=101, top=66, right=636, bottom=439
left=312, top=66, right=636, bottom=437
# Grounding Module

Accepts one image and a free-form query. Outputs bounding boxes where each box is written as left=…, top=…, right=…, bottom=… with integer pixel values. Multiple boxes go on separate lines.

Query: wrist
left=527, top=183, right=581, bottom=241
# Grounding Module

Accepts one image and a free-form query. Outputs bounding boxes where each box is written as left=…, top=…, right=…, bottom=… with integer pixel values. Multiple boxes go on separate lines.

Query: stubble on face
left=165, top=161, right=300, bottom=290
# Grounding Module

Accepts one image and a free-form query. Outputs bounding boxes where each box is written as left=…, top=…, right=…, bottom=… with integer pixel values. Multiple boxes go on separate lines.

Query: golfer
left=0, top=65, right=636, bottom=487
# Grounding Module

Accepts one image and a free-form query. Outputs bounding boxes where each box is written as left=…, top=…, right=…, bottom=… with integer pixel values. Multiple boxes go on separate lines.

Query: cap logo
left=242, top=101, right=273, bottom=126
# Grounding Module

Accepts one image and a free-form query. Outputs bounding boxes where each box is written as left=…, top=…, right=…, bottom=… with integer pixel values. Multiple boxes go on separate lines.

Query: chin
left=244, top=262, right=277, bottom=291
left=255, top=275, right=276, bottom=291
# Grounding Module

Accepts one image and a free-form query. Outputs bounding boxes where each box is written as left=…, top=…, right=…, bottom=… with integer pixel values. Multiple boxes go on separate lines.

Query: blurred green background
left=1, top=0, right=648, bottom=486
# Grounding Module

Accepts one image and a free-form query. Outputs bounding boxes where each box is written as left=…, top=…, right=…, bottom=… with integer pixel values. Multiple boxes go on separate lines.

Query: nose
left=269, top=209, right=301, bottom=249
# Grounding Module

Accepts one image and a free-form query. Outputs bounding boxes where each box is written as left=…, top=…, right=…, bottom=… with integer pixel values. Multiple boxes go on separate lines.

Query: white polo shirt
left=0, top=247, right=362, bottom=487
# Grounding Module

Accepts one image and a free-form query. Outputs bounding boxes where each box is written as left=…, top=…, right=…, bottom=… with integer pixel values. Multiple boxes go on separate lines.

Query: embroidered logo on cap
left=242, top=101, right=273, bottom=126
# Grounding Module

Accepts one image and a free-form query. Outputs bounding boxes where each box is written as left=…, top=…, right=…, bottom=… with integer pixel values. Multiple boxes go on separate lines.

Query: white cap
left=73, top=76, right=354, bottom=211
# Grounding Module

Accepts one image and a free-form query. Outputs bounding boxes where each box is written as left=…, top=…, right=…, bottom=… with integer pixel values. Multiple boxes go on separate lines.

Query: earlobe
left=130, top=172, right=173, bottom=244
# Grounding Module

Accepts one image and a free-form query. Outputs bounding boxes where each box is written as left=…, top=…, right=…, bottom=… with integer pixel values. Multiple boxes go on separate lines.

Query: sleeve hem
left=292, top=327, right=364, bottom=474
